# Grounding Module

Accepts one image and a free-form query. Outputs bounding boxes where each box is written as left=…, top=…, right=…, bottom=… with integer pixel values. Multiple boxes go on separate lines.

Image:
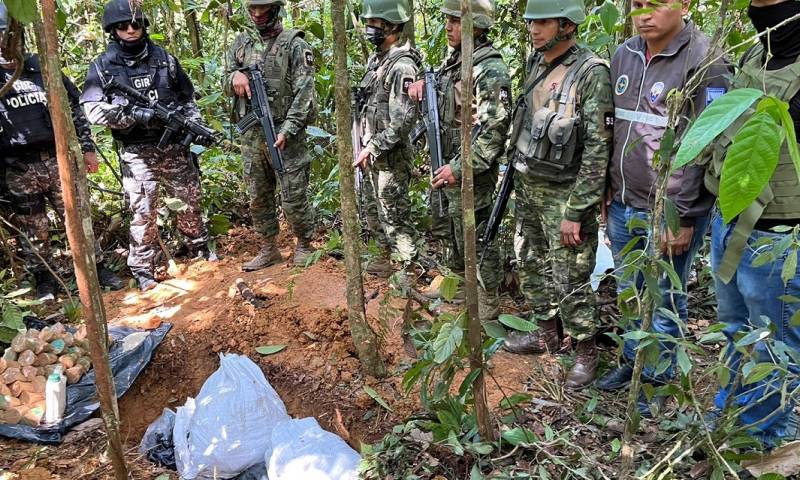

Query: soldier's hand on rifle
left=354, top=147, right=372, bottom=170
left=274, top=133, right=287, bottom=151
left=408, top=80, right=425, bottom=102
left=84, top=151, right=99, bottom=174
left=432, top=165, right=457, bottom=189
left=232, top=71, right=252, bottom=99
left=560, top=219, right=584, bottom=247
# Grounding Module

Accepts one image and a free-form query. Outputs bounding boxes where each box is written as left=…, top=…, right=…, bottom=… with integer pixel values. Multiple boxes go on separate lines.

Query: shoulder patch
left=304, top=49, right=314, bottom=67
left=615, top=74, right=629, bottom=96
left=499, top=86, right=510, bottom=106
left=604, top=112, right=615, bottom=130
left=401, top=76, right=414, bottom=95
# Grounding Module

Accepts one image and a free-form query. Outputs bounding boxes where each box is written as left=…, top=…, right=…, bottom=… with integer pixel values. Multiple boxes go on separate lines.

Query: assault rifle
left=235, top=64, right=286, bottom=194
left=480, top=165, right=514, bottom=267
left=410, top=67, right=445, bottom=217
left=104, top=77, right=216, bottom=149
left=351, top=87, right=364, bottom=213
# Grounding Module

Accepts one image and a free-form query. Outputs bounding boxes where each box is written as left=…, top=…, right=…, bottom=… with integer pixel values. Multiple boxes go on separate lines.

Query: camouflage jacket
left=224, top=27, right=317, bottom=139
left=357, top=41, right=421, bottom=162
left=436, top=40, right=511, bottom=210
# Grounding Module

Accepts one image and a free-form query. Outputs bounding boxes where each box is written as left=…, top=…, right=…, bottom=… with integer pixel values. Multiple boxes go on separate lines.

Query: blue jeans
left=607, top=200, right=710, bottom=380
left=711, top=212, right=800, bottom=445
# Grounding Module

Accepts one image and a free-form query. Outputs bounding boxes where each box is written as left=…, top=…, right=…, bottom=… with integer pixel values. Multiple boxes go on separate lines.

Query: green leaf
left=255, top=344, right=286, bottom=355
left=163, top=197, right=189, bottom=213
left=501, top=427, right=536, bottom=446
left=664, top=197, right=680, bottom=237
left=699, top=332, right=726, bottom=344
left=774, top=97, right=800, bottom=183
left=598, top=1, right=619, bottom=35
left=306, top=126, right=331, bottom=138
left=498, top=314, right=536, bottom=332
left=446, top=430, right=465, bottom=456
left=676, top=347, right=692, bottom=375
left=782, top=249, right=798, bottom=286
left=470, top=463, right=485, bottom=480
left=4, top=0, right=38, bottom=24
left=720, top=111, right=783, bottom=223
left=499, top=393, right=532, bottom=410
left=307, top=21, right=324, bottom=40
left=791, top=310, right=800, bottom=327
left=673, top=88, right=764, bottom=170
left=209, top=213, right=232, bottom=236
left=482, top=320, right=506, bottom=339
left=744, top=363, right=778, bottom=385
left=363, top=385, right=393, bottom=412
left=611, top=438, right=621, bottom=453
left=735, top=328, right=770, bottom=347
left=433, top=322, right=463, bottom=364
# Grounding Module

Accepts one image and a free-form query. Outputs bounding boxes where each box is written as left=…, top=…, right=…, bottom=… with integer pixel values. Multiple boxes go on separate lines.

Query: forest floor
left=0, top=227, right=727, bottom=479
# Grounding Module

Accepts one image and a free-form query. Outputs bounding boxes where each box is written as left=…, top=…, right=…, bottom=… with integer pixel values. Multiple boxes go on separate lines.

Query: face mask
left=114, top=31, right=148, bottom=55
left=251, top=6, right=281, bottom=32
left=748, top=1, right=800, bottom=56
left=365, top=25, right=386, bottom=48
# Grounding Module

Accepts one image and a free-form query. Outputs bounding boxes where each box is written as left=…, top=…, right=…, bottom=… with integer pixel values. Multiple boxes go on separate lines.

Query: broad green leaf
left=470, top=464, right=485, bottom=480
left=363, top=385, right=393, bottom=412
left=209, top=213, right=232, bottom=236
left=482, top=320, right=506, bottom=339
left=433, top=322, right=463, bottom=363
left=673, top=88, right=764, bottom=170
left=501, top=427, right=536, bottom=446
left=744, top=363, right=778, bottom=385
left=782, top=249, right=798, bottom=286
left=611, top=438, right=621, bottom=453
left=676, top=347, right=692, bottom=375
left=598, top=1, right=619, bottom=35
left=164, top=197, right=189, bottom=213
left=791, top=310, right=800, bottom=327
left=306, top=126, right=331, bottom=138
left=4, top=0, right=38, bottom=24
left=720, top=111, right=783, bottom=223
left=499, top=393, right=532, bottom=410
left=664, top=197, right=680, bottom=237
left=498, top=314, right=536, bottom=332
left=778, top=103, right=800, bottom=183
left=699, top=332, right=726, bottom=344
left=735, top=328, right=770, bottom=347
left=446, top=430, right=464, bottom=456
left=255, top=344, right=286, bottom=355
left=458, top=368, right=482, bottom=397
left=440, top=274, right=461, bottom=302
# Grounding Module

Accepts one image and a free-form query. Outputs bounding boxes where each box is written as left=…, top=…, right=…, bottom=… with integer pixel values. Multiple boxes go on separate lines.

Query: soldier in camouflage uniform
left=502, top=0, right=613, bottom=389
left=353, top=0, right=420, bottom=277
left=81, top=0, right=212, bottom=291
left=226, top=0, right=317, bottom=270
left=408, top=0, right=510, bottom=320
left=0, top=2, right=123, bottom=301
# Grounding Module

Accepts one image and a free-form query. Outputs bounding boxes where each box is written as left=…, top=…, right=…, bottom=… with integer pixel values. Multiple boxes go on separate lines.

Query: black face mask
left=116, top=33, right=148, bottom=55
left=252, top=6, right=281, bottom=33
left=748, top=1, right=800, bottom=61
left=365, top=25, right=386, bottom=48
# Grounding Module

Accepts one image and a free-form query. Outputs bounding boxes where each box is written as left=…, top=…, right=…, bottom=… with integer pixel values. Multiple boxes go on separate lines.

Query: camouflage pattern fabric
left=225, top=28, right=317, bottom=242
left=5, top=154, right=103, bottom=271
left=358, top=42, right=420, bottom=262
left=514, top=179, right=599, bottom=340
left=119, top=143, right=208, bottom=276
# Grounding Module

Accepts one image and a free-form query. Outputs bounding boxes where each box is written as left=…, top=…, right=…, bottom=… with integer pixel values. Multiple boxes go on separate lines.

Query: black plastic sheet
left=0, top=323, right=171, bottom=443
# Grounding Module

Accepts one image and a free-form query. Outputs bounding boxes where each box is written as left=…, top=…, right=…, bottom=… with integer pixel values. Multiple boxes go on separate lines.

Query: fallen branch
left=234, top=278, right=266, bottom=308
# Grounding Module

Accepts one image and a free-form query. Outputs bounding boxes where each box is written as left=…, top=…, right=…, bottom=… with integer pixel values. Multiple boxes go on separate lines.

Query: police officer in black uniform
left=81, top=0, right=212, bottom=291
left=0, top=0, right=123, bottom=301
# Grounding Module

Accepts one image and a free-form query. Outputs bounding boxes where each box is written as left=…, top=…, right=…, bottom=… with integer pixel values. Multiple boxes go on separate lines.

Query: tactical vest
left=94, top=44, right=179, bottom=145
left=704, top=44, right=800, bottom=283
left=438, top=44, right=502, bottom=160
left=358, top=43, right=421, bottom=148
left=0, top=55, right=54, bottom=152
left=511, top=49, right=607, bottom=182
left=260, top=29, right=304, bottom=124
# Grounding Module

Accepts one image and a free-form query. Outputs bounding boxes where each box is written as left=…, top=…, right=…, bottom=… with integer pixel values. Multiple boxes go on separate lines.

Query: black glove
left=130, top=106, right=156, bottom=126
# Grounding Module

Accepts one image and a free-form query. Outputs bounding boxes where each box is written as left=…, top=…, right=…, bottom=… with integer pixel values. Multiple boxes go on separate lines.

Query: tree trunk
left=402, top=0, right=415, bottom=47
left=331, top=0, right=386, bottom=378
left=34, top=2, right=128, bottom=478
left=183, top=2, right=205, bottom=85
left=459, top=0, right=494, bottom=442
left=621, top=0, right=634, bottom=42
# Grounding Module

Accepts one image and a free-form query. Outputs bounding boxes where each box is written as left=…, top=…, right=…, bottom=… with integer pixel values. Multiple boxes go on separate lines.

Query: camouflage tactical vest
left=704, top=44, right=800, bottom=283
left=438, top=44, right=502, bottom=160
left=512, top=48, right=607, bottom=182
left=358, top=42, right=421, bottom=147
left=261, top=29, right=304, bottom=123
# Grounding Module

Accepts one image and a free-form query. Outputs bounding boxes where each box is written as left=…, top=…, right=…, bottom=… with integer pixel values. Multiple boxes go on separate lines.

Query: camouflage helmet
left=440, top=0, right=495, bottom=29
left=361, top=0, right=412, bottom=24
left=102, top=0, right=150, bottom=33
left=246, top=0, right=286, bottom=6
left=524, top=0, right=586, bottom=24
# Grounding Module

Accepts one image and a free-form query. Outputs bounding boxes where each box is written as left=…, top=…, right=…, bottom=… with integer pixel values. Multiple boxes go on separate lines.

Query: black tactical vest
left=0, top=55, right=54, bottom=152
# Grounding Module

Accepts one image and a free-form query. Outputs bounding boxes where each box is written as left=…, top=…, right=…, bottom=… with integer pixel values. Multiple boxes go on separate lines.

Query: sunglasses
left=114, top=21, right=143, bottom=31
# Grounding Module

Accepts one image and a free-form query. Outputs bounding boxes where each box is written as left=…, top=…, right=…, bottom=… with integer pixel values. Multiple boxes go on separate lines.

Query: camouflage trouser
left=514, top=177, right=599, bottom=341
left=4, top=152, right=102, bottom=272
left=119, top=143, right=208, bottom=277
left=443, top=188, right=502, bottom=296
left=241, top=130, right=313, bottom=241
left=362, top=153, right=417, bottom=262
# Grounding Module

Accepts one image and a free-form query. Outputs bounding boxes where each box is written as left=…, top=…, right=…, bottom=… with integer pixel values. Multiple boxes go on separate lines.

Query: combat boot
left=96, top=262, right=124, bottom=291
left=292, top=238, right=315, bottom=267
left=478, top=289, right=500, bottom=322
left=565, top=337, right=599, bottom=389
left=365, top=253, right=393, bottom=277
left=242, top=239, right=282, bottom=272
left=503, top=318, right=560, bottom=354
left=135, top=272, right=158, bottom=292
left=34, top=271, right=57, bottom=303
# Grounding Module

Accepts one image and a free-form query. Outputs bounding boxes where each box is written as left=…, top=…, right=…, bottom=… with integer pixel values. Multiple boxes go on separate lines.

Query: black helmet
left=102, top=0, right=150, bottom=33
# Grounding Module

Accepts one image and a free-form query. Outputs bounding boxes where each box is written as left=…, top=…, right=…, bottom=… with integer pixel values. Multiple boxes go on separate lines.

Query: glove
left=130, top=106, right=156, bottom=126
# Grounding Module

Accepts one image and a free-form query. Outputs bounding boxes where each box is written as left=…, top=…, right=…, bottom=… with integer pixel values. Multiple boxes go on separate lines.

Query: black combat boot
left=97, top=262, right=124, bottom=291
left=34, top=270, right=57, bottom=303
left=503, top=318, right=560, bottom=354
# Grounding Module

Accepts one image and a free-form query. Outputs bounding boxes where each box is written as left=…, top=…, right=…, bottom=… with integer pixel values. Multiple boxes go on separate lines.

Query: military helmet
left=246, top=0, right=286, bottom=6
left=361, top=0, right=412, bottom=24
left=524, top=0, right=586, bottom=24
left=440, top=0, right=495, bottom=29
left=102, top=0, right=150, bottom=33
